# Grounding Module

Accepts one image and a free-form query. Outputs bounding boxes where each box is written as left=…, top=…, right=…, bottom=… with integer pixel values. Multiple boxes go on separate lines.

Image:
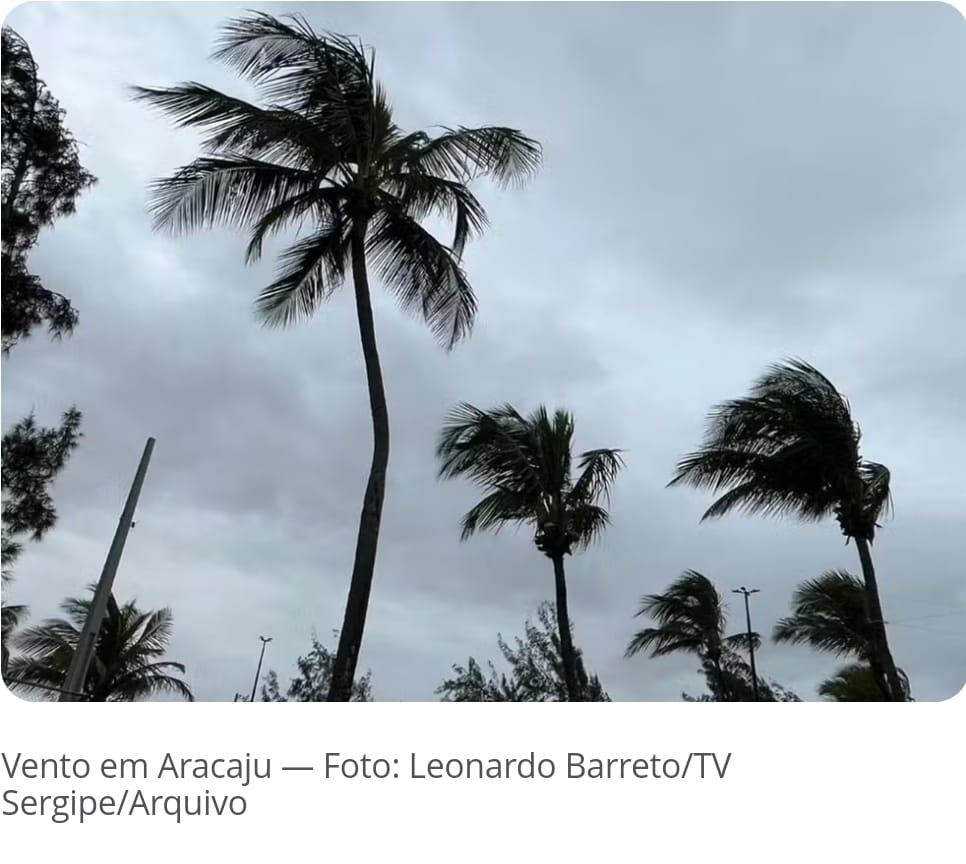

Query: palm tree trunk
left=328, top=223, right=390, bottom=702
left=854, top=536, right=905, bottom=701
left=550, top=554, right=582, bottom=702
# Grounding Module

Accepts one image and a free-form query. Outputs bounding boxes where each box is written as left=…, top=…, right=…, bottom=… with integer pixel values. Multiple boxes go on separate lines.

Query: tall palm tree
left=626, top=570, right=758, bottom=700
left=7, top=589, right=193, bottom=701
left=436, top=403, right=623, bottom=701
left=132, top=13, right=541, bottom=701
left=668, top=359, right=906, bottom=701
left=774, top=570, right=909, bottom=701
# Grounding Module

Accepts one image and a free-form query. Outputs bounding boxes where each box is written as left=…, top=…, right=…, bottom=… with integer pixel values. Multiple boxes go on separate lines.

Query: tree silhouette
left=133, top=13, right=540, bottom=700
left=437, top=403, right=622, bottom=701
left=669, top=359, right=905, bottom=700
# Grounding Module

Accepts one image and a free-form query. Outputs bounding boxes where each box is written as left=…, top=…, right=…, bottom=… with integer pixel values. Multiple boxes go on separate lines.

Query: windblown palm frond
left=8, top=587, right=193, bottom=702
left=626, top=570, right=729, bottom=659
left=773, top=570, right=873, bottom=659
left=818, top=662, right=911, bottom=702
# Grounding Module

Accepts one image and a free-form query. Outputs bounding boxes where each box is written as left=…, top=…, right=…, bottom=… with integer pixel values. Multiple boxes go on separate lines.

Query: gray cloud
left=3, top=2, right=964, bottom=702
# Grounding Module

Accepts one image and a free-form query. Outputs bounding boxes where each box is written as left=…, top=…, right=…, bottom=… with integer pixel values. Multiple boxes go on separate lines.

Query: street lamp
left=732, top=587, right=760, bottom=701
left=249, top=636, right=272, bottom=703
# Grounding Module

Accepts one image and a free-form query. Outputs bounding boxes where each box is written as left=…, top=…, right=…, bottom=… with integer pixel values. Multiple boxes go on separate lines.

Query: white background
left=2, top=0, right=964, bottom=858
left=2, top=688, right=964, bottom=859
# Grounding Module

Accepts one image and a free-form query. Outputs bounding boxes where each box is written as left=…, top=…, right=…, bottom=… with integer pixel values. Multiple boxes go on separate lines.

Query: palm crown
left=7, top=589, right=193, bottom=702
left=626, top=570, right=750, bottom=661
left=669, top=358, right=891, bottom=542
left=131, top=12, right=541, bottom=347
left=436, top=403, right=623, bottom=556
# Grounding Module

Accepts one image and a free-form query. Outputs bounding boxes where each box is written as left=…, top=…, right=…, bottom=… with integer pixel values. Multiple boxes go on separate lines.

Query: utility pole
left=732, top=587, right=760, bottom=702
left=60, top=437, right=155, bottom=702
left=249, top=636, right=272, bottom=703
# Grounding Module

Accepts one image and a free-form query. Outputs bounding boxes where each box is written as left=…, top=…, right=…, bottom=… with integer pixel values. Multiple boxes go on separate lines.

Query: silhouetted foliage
left=1, top=407, right=82, bottom=577
left=627, top=570, right=763, bottom=701
left=669, top=358, right=906, bottom=701
left=6, top=587, right=192, bottom=702
left=818, top=663, right=912, bottom=702
left=261, top=634, right=372, bottom=702
left=775, top=571, right=912, bottom=701
left=437, top=602, right=610, bottom=702
left=682, top=649, right=801, bottom=702
left=2, top=26, right=95, bottom=351
left=437, top=403, right=621, bottom=701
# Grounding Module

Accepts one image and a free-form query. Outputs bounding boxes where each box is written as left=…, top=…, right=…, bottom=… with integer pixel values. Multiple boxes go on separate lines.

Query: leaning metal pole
left=60, top=438, right=156, bottom=702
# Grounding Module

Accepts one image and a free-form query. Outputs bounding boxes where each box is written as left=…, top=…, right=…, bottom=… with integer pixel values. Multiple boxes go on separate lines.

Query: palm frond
left=129, top=83, right=334, bottom=167
left=566, top=502, right=611, bottom=549
left=625, top=627, right=707, bottom=660
left=366, top=205, right=477, bottom=349
left=459, top=487, right=533, bottom=540
left=211, top=12, right=370, bottom=109
left=436, top=402, right=543, bottom=497
left=254, top=220, right=350, bottom=327
left=860, top=461, right=892, bottom=531
left=626, top=570, right=727, bottom=660
left=382, top=172, right=488, bottom=257
left=145, top=155, right=319, bottom=235
left=569, top=448, right=624, bottom=507
left=818, top=662, right=900, bottom=702
left=413, top=126, right=542, bottom=188
left=772, top=570, right=872, bottom=658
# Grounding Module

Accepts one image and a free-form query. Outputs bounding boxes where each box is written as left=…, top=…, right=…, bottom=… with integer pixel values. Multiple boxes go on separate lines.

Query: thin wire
left=888, top=621, right=964, bottom=637
left=3, top=676, right=89, bottom=698
left=887, top=608, right=966, bottom=624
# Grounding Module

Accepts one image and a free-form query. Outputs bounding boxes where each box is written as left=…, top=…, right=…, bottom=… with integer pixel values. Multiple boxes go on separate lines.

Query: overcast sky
left=3, top=1, right=964, bottom=702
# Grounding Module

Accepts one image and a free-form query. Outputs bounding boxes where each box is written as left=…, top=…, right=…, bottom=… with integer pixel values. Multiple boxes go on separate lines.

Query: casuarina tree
left=2, top=26, right=96, bottom=351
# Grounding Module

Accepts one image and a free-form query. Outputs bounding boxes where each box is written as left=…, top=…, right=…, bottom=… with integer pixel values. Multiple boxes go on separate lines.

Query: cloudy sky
left=3, top=1, right=965, bottom=702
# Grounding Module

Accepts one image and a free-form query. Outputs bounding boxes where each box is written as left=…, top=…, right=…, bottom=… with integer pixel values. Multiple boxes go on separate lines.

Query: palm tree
left=7, top=589, right=193, bottom=701
left=132, top=13, right=541, bottom=701
left=818, top=662, right=911, bottom=702
left=668, top=359, right=906, bottom=701
left=774, top=570, right=909, bottom=701
left=626, top=570, right=758, bottom=700
left=774, top=570, right=872, bottom=657
left=436, top=403, right=622, bottom=701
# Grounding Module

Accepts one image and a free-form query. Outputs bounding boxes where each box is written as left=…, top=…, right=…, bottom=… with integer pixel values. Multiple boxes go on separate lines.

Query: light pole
left=732, top=587, right=760, bottom=702
left=60, top=437, right=156, bottom=702
left=249, top=636, right=272, bottom=703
